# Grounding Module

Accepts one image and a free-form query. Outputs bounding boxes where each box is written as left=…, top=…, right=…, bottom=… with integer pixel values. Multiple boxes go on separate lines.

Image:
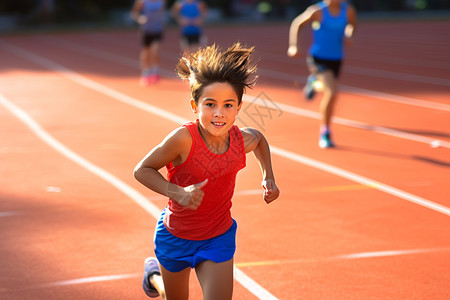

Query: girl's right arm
left=134, top=127, right=206, bottom=210
left=287, top=5, right=320, bottom=57
left=170, top=1, right=182, bottom=24
left=130, top=0, right=145, bottom=24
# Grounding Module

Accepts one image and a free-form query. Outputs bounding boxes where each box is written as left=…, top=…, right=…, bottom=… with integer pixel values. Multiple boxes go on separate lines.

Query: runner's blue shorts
left=153, top=208, right=237, bottom=273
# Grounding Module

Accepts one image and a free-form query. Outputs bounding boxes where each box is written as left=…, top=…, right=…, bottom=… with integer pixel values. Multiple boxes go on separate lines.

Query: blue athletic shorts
left=153, top=208, right=237, bottom=273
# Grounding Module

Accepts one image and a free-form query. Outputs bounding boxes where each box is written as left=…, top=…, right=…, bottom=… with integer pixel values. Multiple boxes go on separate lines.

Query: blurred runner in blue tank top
left=171, top=0, right=207, bottom=53
left=288, top=0, right=357, bottom=148
left=131, top=0, right=166, bottom=86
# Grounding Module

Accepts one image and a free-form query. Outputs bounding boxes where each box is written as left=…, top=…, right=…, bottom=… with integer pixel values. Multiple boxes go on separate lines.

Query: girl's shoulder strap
left=230, top=124, right=241, bottom=137
left=317, top=1, right=327, bottom=9
left=182, top=120, right=204, bottom=144
left=182, top=121, right=197, bottom=136
left=319, top=1, right=329, bottom=15
left=230, top=125, right=245, bottom=152
left=341, top=1, right=348, bottom=12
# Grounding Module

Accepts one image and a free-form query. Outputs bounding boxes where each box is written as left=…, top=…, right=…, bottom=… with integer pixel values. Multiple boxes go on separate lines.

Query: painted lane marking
left=236, top=260, right=284, bottom=268
left=310, top=184, right=377, bottom=192
left=32, top=38, right=450, bottom=149
left=0, top=41, right=187, bottom=126
left=39, top=273, right=140, bottom=287
left=271, top=146, right=450, bottom=216
left=1, top=41, right=448, bottom=218
left=345, top=65, right=450, bottom=87
left=0, top=211, right=21, bottom=217
left=334, top=248, right=448, bottom=260
left=34, top=37, right=450, bottom=148
left=234, top=267, right=278, bottom=300
left=39, top=36, right=450, bottom=113
left=0, top=94, right=162, bottom=220
left=0, top=43, right=278, bottom=299
left=258, top=68, right=450, bottom=112
left=235, top=189, right=263, bottom=196
left=235, top=248, right=450, bottom=268
left=34, top=247, right=449, bottom=289
left=1, top=42, right=449, bottom=297
left=244, top=94, right=450, bottom=149
left=82, top=29, right=450, bottom=73
left=254, top=51, right=450, bottom=87
left=0, top=96, right=277, bottom=299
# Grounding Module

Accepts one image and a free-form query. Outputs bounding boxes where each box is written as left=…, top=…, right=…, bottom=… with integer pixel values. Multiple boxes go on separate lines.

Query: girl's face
left=191, top=82, right=242, bottom=139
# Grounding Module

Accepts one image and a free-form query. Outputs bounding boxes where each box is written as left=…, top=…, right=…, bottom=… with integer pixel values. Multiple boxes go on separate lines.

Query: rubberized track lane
left=1, top=21, right=449, bottom=299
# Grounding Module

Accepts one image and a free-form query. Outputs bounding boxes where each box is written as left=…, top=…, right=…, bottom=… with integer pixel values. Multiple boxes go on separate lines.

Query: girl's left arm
left=130, top=0, right=145, bottom=24
left=241, top=127, right=280, bottom=204
left=197, top=1, right=208, bottom=24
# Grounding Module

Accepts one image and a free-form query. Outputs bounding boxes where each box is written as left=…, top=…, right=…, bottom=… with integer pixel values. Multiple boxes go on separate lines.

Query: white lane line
left=1, top=54, right=448, bottom=299
left=340, top=84, right=450, bottom=112
left=0, top=93, right=162, bottom=221
left=258, top=68, right=450, bottom=112
left=235, top=248, right=450, bottom=267
left=0, top=40, right=187, bottom=126
left=243, top=94, right=450, bottom=149
left=79, top=32, right=450, bottom=87
left=234, top=268, right=278, bottom=300
left=0, top=96, right=277, bottom=298
left=335, top=248, right=449, bottom=260
left=0, top=41, right=278, bottom=299
left=235, top=189, right=263, bottom=196
left=255, top=47, right=450, bottom=75
left=271, top=146, right=450, bottom=217
left=38, top=36, right=450, bottom=112
left=38, top=248, right=449, bottom=288
left=40, top=273, right=140, bottom=287
left=0, top=211, right=21, bottom=217
left=28, top=37, right=450, bottom=148
left=345, top=65, right=450, bottom=87
left=1, top=41, right=448, bottom=217
left=254, top=51, right=450, bottom=87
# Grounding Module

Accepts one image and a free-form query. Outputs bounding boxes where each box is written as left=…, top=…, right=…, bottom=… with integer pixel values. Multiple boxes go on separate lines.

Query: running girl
left=288, top=0, right=357, bottom=148
left=134, top=42, right=280, bottom=299
left=131, top=0, right=166, bottom=86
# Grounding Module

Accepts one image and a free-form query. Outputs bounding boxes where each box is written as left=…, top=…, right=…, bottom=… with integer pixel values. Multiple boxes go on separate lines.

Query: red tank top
left=164, top=121, right=246, bottom=240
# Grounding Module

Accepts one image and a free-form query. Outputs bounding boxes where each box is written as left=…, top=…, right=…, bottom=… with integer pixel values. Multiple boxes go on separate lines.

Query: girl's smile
left=211, top=122, right=225, bottom=128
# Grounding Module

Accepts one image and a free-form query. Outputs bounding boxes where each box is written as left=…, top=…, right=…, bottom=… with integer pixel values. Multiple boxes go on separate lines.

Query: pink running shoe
left=140, top=76, right=151, bottom=87
left=147, top=74, right=160, bottom=84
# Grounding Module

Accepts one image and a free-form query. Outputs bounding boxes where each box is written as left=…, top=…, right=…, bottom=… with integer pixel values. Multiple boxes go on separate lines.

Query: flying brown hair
left=176, top=42, right=258, bottom=104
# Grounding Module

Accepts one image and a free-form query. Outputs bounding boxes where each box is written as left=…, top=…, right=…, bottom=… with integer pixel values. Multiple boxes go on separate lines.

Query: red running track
left=0, top=20, right=449, bottom=299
